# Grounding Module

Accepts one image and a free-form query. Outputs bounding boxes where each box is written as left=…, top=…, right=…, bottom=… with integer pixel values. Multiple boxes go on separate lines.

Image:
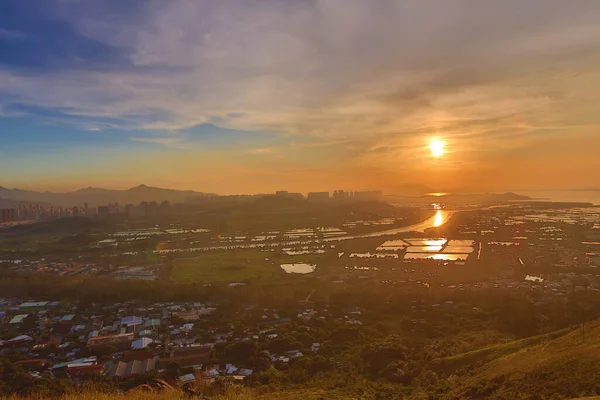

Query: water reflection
left=442, top=246, right=474, bottom=254
left=434, top=211, right=444, bottom=227
left=403, top=253, right=468, bottom=261
left=406, top=245, right=443, bottom=253
left=525, top=275, right=544, bottom=282
left=406, top=238, right=447, bottom=246
left=280, top=263, right=316, bottom=274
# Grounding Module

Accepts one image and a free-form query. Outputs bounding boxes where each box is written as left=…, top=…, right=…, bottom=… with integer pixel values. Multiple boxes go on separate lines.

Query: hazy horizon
left=2, top=182, right=600, bottom=199
left=2, top=1, right=600, bottom=193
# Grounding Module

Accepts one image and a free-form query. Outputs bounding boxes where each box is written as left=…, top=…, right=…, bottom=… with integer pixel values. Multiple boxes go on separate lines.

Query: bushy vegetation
left=3, top=258, right=600, bottom=398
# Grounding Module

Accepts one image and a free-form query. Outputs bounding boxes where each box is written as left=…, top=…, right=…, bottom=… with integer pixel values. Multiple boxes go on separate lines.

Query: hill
left=3, top=319, right=600, bottom=399
left=0, top=185, right=215, bottom=207
left=386, top=191, right=533, bottom=205
left=435, top=319, right=600, bottom=399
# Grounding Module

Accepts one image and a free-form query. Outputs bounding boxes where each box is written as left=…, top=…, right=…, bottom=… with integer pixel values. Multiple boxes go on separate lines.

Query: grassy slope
left=435, top=328, right=571, bottom=371
left=438, top=318, right=600, bottom=399
left=1, top=387, right=362, bottom=400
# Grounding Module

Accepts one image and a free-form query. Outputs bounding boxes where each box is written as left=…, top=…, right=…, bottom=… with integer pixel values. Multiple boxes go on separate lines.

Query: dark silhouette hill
left=0, top=184, right=215, bottom=207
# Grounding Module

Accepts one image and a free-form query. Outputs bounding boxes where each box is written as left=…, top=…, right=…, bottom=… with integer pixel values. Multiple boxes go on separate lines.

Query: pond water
left=350, top=253, right=399, bottom=259
left=376, top=239, right=409, bottom=251
left=405, top=238, right=447, bottom=246
left=282, top=249, right=326, bottom=255
left=447, top=240, right=475, bottom=246
left=280, top=263, right=316, bottom=274
left=317, top=227, right=347, bottom=237
left=406, top=245, right=443, bottom=253
left=442, top=246, right=475, bottom=254
left=404, top=253, right=469, bottom=261
left=345, top=266, right=381, bottom=271
left=525, top=275, right=544, bottom=282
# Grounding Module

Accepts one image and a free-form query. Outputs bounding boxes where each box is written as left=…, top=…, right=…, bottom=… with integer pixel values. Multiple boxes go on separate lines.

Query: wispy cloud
left=2, top=0, right=600, bottom=190
left=129, top=136, right=183, bottom=148
left=248, top=147, right=273, bottom=155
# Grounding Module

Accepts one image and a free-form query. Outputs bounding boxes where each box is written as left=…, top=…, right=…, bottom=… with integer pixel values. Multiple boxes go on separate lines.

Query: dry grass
left=444, top=319, right=600, bottom=399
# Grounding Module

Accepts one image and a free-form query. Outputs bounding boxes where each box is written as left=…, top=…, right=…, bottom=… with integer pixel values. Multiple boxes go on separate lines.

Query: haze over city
left=2, top=0, right=600, bottom=194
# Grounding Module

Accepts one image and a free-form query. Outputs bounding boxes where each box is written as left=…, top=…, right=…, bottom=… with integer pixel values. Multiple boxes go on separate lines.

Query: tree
left=162, top=361, right=182, bottom=381
left=252, top=351, right=272, bottom=372
left=268, top=336, right=301, bottom=354
left=310, top=355, right=334, bottom=374
left=361, top=336, right=409, bottom=379
left=289, top=367, right=309, bottom=384
left=223, top=341, right=258, bottom=364
left=0, top=361, right=70, bottom=397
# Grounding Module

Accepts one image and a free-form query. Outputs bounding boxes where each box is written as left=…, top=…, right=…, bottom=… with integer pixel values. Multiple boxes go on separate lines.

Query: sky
left=1, top=0, right=600, bottom=195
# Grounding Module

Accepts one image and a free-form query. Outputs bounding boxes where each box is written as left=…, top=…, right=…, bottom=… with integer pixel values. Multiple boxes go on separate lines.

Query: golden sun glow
left=434, top=210, right=444, bottom=227
left=430, top=140, right=445, bottom=157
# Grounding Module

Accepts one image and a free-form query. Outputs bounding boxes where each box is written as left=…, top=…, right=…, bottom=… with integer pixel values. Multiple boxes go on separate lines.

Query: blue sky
left=1, top=0, right=600, bottom=193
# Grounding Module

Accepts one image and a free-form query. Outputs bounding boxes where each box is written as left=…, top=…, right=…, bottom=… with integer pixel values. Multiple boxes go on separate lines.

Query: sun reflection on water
left=434, top=210, right=444, bottom=227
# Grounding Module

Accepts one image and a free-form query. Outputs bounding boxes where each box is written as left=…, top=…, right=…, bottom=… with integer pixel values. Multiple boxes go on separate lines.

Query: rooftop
left=9, top=314, right=29, bottom=324
left=19, top=301, right=48, bottom=309
left=87, top=333, right=134, bottom=348
left=103, top=357, right=158, bottom=378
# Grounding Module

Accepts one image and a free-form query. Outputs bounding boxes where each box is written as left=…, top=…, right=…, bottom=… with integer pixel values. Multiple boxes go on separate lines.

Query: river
left=155, top=210, right=455, bottom=255
left=325, top=210, right=453, bottom=241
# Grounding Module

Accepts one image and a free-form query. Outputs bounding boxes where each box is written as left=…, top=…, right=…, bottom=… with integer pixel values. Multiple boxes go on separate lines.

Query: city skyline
left=0, top=187, right=387, bottom=223
left=2, top=1, right=600, bottom=193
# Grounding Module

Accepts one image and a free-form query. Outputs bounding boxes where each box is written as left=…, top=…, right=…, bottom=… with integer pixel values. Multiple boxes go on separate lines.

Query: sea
left=517, top=190, right=600, bottom=206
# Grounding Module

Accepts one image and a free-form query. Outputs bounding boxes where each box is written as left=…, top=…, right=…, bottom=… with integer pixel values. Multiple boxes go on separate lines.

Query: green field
left=170, top=251, right=283, bottom=283
left=170, top=249, right=338, bottom=284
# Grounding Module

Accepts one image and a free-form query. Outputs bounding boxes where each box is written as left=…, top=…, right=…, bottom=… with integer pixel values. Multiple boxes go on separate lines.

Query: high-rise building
left=275, top=191, right=303, bottom=200
left=124, top=204, right=134, bottom=217
left=0, top=208, right=18, bottom=223
left=97, top=206, right=110, bottom=217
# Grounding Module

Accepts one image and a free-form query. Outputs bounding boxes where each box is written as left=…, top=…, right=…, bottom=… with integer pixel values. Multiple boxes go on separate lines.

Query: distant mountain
left=0, top=184, right=215, bottom=207
left=385, top=190, right=533, bottom=205
left=489, top=192, right=531, bottom=200
left=0, top=197, right=50, bottom=209
left=481, top=192, right=532, bottom=201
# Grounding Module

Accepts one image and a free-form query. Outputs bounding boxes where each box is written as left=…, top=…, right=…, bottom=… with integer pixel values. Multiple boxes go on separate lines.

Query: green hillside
left=437, top=319, right=600, bottom=399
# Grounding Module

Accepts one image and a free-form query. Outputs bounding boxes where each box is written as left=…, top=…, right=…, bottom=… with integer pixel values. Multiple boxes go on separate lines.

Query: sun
left=430, top=140, right=445, bottom=157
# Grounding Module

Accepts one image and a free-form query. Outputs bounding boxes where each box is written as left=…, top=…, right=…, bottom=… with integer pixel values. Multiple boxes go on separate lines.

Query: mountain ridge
left=0, top=184, right=216, bottom=207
